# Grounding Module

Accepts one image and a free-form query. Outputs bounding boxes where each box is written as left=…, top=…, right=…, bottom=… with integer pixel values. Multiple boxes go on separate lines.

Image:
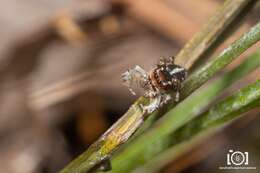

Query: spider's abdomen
left=150, top=64, right=187, bottom=91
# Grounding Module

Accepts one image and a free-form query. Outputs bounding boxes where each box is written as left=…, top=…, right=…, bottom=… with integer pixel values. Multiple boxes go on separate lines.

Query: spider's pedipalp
left=168, top=56, right=175, bottom=64
left=159, top=57, right=167, bottom=66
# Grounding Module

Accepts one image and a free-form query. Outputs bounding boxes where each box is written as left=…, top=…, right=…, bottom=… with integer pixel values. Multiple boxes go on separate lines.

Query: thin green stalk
left=59, top=3, right=258, bottom=173
left=175, top=0, right=252, bottom=69
left=181, top=22, right=260, bottom=99
left=107, top=49, right=260, bottom=173
left=133, top=127, right=220, bottom=173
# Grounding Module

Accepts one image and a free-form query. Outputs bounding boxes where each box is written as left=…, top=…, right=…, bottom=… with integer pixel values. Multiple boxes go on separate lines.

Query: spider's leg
left=121, top=70, right=137, bottom=95
left=173, top=79, right=182, bottom=102
left=146, top=91, right=172, bottom=112
left=133, top=65, right=148, bottom=78
left=142, top=94, right=162, bottom=113
left=175, top=91, right=180, bottom=102
left=161, top=93, right=172, bottom=105
left=144, top=75, right=159, bottom=98
left=168, top=56, right=175, bottom=64
left=170, top=77, right=181, bottom=102
left=121, top=65, right=149, bottom=95
left=144, top=90, right=157, bottom=98
left=161, top=81, right=173, bottom=87
left=133, top=65, right=151, bottom=90
left=159, top=57, right=167, bottom=66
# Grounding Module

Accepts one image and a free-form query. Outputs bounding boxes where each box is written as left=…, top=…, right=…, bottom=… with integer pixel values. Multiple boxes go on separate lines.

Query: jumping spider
left=122, top=56, right=187, bottom=113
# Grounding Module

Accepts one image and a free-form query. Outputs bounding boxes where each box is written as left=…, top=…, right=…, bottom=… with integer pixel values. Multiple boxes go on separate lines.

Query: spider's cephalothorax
left=150, top=60, right=187, bottom=92
left=122, top=56, right=187, bottom=113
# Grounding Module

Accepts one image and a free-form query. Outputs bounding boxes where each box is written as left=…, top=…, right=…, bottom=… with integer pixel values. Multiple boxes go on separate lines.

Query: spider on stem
left=122, top=56, right=188, bottom=113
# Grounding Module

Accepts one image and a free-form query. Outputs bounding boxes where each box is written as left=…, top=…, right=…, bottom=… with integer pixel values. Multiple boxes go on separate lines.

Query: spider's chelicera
left=122, top=56, right=187, bottom=113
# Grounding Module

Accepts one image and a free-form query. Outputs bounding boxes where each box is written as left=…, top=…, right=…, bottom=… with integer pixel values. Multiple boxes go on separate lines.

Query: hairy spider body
left=122, top=56, right=187, bottom=113
left=150, top=64, right=186, bottom=92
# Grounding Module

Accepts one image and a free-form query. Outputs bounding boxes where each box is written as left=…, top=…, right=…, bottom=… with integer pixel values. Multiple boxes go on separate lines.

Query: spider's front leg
left=122, top=65, right=149, bottom=95
left=142, top=92, right=172, bottom=113
left=141, top=93, right=161, bottom=113
left=161, top=93, right=172, bottom=105
left=172, top=79, right=182, bottom=102
left=144, top=89, right=157, bottom=98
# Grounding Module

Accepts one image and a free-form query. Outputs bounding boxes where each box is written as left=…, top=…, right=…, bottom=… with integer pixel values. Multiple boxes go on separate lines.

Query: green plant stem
left=106, top=50, right=260, bottom=173
left=59, top=2, right=258, bottom=173
left=134, top=53, right=260, bottom=173
left=175, top=0, right=251, bottom=69
left=133, top=127, right=220, bottom=173
left=181, top=22, right=260, bottom=99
